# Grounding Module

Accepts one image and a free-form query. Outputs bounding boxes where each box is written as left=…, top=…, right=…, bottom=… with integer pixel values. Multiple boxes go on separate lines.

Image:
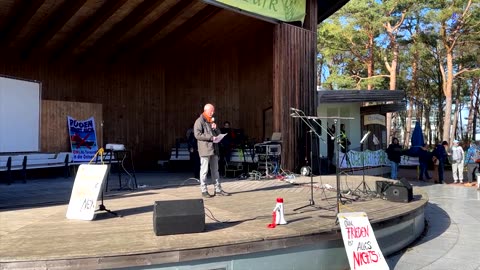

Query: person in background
left=386, top=137, right=402, bottom=180
left=327, top=123, right=335, bottom=163
left=194, top=103, right=230, bottom=198
left=220, top=121, right=235, bottom=163
left=418, top=144, right=432, bottom=181
left=465, top=141, right=478, bottom=184
left=451, top=139, right=465, bottom=184
left=339, top=124, right=351, bottom=153
left=433, top=141, right=449, bottom=184
left=187, top=124, right=200, bottom=179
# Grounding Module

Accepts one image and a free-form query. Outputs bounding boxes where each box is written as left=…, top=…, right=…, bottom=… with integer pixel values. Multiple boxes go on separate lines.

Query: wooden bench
left=169, top=143, right=190, bottom=161
left=0, top=155, right=27, bottom=184
left=168, top=144, right=190, bottom=172
left=1, top=153, right=72, bottom=184
left=27, top=152, right=71, bottom=178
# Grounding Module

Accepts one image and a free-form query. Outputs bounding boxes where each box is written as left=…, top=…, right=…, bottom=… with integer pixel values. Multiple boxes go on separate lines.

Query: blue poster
left=67, top=116, right=98, bottom=162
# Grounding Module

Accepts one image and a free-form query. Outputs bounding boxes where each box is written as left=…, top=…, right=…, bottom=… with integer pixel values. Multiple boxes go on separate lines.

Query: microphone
left=210, top=117, right=217, bottom=130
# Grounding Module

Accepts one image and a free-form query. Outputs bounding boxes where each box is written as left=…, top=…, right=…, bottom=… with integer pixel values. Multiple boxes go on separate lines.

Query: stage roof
left=0, top=0, right=349, bottom=63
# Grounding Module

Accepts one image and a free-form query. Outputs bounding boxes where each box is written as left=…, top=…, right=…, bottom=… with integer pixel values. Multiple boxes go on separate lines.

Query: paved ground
left=1, top=166, right=479, bottom=270
left=387, top=167, right=480, bottom=270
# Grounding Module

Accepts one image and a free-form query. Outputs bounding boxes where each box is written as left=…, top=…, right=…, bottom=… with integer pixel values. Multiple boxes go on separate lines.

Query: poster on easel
left=67, top=116, right=98, bottom=162
left=337, top=212, right=390, bottom=270
left=66, top=164, right=109, bottom=220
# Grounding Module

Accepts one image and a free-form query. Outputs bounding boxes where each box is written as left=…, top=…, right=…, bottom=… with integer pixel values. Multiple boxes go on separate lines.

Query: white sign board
left=66, top=164, right=109, bottom=220
left=0, top=76, right=41, bottom=152
left=337, top=212, right=389, bottom=270
left=364, top=114, right=385, bottom=126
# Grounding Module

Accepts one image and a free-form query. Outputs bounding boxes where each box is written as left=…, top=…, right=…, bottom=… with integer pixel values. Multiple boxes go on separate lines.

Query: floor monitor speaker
left=385, top=184, right=413, bottom=203
left=153, top=199, right=205, bottom=236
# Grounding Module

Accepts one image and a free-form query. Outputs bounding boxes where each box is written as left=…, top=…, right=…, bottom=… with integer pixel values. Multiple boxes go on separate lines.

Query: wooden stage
left=0, top=174, right=427, bottom=269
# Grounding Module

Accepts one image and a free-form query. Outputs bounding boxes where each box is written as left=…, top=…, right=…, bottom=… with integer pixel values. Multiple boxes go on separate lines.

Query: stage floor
left=0, top=173, right=427, bottom=269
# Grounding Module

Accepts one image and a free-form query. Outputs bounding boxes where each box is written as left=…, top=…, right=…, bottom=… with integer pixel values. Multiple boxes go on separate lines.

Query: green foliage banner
left=212, top=0, right=306, bottom=22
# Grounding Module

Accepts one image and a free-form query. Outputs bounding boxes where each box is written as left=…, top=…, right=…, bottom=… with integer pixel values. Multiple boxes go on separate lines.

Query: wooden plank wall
left=0, top=61, right=165, bottom=168
left=0, top=15, right=275, bottom=169
left=273, top=0, right=317, bottom=171
left=164, top=26, right=274, bottom=149
left=41, top=100, right=102, bottom=153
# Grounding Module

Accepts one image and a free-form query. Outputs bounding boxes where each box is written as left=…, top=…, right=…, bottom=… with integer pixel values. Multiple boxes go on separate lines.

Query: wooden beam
left=78, top=0, right=167, bottom=61
left=360, top=103, right=406, bottom=115
left=108, top=0, right=195, bottom=61
left=21, top=0, right=87, bottom=57
left=52, top=0, right=128, bottom=60
left=140, top=5, right=220, bottom=60
left=0, top=0, right=46, bottom=47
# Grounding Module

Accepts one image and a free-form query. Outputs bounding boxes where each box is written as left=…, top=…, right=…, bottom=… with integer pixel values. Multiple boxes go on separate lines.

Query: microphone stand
left=353, top=132, right=373, bottom=196
left=290, top=109, right=333, bottom=212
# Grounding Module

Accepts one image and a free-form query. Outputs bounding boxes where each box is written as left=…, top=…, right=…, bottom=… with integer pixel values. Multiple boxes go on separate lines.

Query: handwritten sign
left=66, top=164, right=109, bottom=220
left=337, top=212, right=389, bottom=270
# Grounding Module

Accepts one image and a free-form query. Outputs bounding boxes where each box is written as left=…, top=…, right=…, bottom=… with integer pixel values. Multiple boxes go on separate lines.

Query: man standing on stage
left=194, top=103, right=230, bottom=198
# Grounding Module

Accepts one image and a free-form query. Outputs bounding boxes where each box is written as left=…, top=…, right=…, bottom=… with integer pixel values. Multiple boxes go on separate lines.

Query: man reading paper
left=194, top=103, right=230, bottom=198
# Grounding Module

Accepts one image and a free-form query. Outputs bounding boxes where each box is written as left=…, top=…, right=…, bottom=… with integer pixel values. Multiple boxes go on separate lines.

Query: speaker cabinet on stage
left=385, top=181, right=413, bottom=203
left=153, top=199, right=205, bottom=236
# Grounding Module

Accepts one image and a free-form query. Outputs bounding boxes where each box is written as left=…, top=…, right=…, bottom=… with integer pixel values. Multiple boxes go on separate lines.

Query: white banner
left=338, top=212, right=389, bottom=270
left=337, top=149, right=389, bottom=168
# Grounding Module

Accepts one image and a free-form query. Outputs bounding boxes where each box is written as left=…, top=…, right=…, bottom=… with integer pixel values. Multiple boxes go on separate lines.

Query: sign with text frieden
left=337, top=212, right=389, bottom=270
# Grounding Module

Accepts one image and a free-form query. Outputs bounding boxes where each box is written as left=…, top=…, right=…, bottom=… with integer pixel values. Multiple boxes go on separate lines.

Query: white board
left=0, top=76, right=41, bottom=152
left=337, top=212, right=389, bottom=270
left=66, top=164, right=109, bottom=221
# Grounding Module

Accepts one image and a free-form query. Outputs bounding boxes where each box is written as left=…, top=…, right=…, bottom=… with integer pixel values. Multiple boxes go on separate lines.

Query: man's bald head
left=203, top=103, right=215, bottom=117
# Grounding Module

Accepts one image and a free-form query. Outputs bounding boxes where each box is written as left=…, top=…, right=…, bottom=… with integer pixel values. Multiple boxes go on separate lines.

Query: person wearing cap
left=451, top=139, right=464, bottom=184
left=465, top=141, right=479, bottom=184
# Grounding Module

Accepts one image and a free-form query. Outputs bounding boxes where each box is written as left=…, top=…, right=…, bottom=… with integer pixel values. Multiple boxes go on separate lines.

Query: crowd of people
left=386, top=138, right=480, bottom=184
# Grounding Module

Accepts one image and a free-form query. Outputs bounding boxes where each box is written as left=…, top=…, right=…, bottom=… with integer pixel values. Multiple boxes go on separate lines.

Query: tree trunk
left=452, top=95, right=460, bottom=141
left=424, top=105, right=432, bottom=145
left=467, top=78, right=479, bottom=140
left=367, top=33, right=374, bottom=90
left=405, top=47, right=419, bottom=146
left=467, top=81, right=475, bottom=137
left=386, top=39, right=399, bottom=145
left=442, top=52, right=454, bottom=143
left=474, top=79, right=480, bottom=140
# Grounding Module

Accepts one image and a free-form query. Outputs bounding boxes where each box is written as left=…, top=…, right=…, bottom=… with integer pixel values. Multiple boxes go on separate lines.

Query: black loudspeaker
left=385, top=184, right=413, bottom=203
left=153, top=199, right=205, bottom=236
